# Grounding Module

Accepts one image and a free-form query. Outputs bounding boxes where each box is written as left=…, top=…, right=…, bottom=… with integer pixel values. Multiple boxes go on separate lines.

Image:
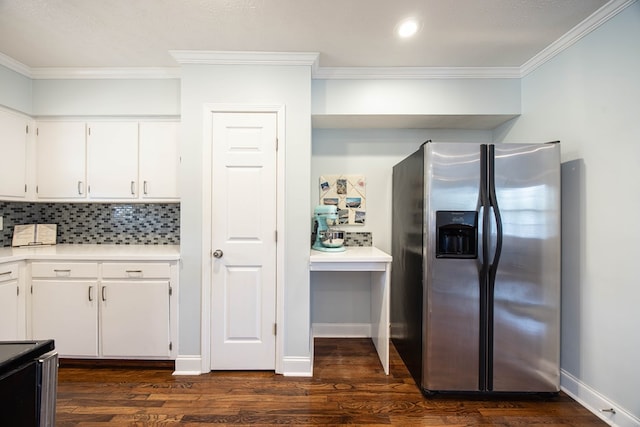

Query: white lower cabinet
left=101, top=280, right=171, bottom=358
left=29, top=260, right=175, bottom=359
left=0, top=262, right=24, bottom=341
left=31, top=279, right=99, bottom=357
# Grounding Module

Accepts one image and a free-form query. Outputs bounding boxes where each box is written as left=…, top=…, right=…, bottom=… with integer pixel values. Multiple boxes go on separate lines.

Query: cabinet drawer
left=0, top=263, right=19, bottom=282
left=101, top=263, right=171, bottom=279
left=31, top=262, right=99, bottom=278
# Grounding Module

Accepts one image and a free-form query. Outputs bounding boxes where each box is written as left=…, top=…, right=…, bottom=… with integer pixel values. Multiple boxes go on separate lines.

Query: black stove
left=0, top=340, right=55, bottom=375
left=0, top=340, right=57, bottom=427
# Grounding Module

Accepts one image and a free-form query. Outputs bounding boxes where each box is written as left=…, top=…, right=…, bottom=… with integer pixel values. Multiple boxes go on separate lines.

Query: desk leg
left=370, top=264, right=390, bottom=375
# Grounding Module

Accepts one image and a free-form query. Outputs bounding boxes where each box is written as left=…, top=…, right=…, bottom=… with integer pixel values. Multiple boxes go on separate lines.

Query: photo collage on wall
left=319, top=175, right=366, bottom=225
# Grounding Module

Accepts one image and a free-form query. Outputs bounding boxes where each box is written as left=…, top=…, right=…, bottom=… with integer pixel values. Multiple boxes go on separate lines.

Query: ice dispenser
left=435, top=211, right=478, bottom=258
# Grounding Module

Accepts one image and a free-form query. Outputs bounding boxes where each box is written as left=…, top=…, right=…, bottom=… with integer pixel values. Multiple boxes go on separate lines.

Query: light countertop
left=310, top=246, right=391, bottom=263
left=0, top=244, right=180, bottom=263
left=310, top=246, right=391, bottom=271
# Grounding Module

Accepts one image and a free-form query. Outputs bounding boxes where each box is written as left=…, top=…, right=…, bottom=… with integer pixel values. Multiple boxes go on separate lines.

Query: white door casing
left=209, top=111, right=278, bottom=370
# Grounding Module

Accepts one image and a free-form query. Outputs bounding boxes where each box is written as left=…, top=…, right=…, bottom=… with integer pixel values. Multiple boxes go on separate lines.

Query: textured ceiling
left=0, top=0, right=610, bottom=70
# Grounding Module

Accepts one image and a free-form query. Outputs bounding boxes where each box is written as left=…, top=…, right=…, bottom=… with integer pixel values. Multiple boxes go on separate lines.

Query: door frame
left=201, top=104, right=285, bottom=374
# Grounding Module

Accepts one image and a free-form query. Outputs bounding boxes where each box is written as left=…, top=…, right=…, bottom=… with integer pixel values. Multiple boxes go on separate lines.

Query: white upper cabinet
left=139, top=121, right=179, bottom=200
left=0, top=109, right=29, bottom=199
left=36, top=121, right=87, bottom=199
left=87, top=121, right=139, bottom=199
left=4, top=117, right=180, bottom=202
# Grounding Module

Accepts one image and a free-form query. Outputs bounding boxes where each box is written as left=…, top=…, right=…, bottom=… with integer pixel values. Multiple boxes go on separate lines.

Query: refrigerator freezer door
left=423, top=143, right=482, bottom=392
left=490, top=143, right=561, bottom=392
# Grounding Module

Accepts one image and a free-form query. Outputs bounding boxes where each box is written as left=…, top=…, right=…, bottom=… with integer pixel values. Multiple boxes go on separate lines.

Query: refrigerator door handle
left=487, top=144, right=503, bottom=279
left=479, top=145, right=490, bottom=264
left=485, top=144, right=504, bottom=391
left=479, top=145, right=490, bottom=391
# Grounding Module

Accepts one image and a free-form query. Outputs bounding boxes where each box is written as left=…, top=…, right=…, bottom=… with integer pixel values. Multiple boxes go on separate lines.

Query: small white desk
left=309, top=247, right=392, bottom=374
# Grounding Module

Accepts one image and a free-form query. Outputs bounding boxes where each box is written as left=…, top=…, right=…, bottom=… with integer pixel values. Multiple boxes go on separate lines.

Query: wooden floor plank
left=56, top=338, right=606, bottom=425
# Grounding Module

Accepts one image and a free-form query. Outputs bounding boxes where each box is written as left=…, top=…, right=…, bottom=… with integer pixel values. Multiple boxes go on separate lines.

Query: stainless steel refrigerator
left=391, top=141, right=561, bottom=394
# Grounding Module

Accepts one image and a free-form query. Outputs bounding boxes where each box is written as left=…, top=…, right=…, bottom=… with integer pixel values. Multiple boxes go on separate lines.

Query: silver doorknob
left=213, top=249, right=224, bottom=258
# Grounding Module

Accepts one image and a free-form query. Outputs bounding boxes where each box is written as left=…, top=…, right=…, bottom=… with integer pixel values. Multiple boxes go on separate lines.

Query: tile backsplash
left=344, top=232, right=373, bottom=247
left=311, top=230, right=373, bottom=247
left=0, top=202, right=180, bottom=247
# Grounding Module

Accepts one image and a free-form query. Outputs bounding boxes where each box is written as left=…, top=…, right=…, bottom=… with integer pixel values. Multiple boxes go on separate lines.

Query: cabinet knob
left=213, top=249, right=224, bottom=259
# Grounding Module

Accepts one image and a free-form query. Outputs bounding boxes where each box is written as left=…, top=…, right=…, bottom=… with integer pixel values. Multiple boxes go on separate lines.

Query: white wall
left=0, top=65, right=32, bottom=114
left=310, top=128, right=491, bottom=327
left=31, top=79, right=180, bottom=116
left=178, top=64, right=312, bottom=366
left=312, top=78, right=521, bottom=115
left=494, top=2, right=640, bottom=423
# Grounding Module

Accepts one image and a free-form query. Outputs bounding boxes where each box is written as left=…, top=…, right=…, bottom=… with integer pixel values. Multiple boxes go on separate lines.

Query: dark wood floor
left=56, top=338, right=606, bottom=426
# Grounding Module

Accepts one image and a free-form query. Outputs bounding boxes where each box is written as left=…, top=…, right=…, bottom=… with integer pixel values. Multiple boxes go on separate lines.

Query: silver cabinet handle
left=101, top=286, right=107, bottom=301
left=213, top=249, right=224, bottom=258
left=88, top=286, right=94, bottom=302
left=126, top=269, right=143, bottom=278
left=54, top=269, right=72, bottom=277
left=143, top=180, right=148, bottom=195
left=54, top=269, right=71, bottom=278
left=130, top=181, right=136, bottom=195
left=77, top=181, right=84, bottom=195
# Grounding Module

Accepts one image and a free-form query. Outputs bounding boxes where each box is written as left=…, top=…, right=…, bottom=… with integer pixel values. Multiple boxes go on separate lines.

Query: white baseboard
left=561, top=369, right=639, bottom=427
left=312, top=322, right=372, bottom=338
left=173, top=353, right=312, bottom=377
left=281, top=356, right=313, bottom=377
left=173, top=355, right=203, bottom=375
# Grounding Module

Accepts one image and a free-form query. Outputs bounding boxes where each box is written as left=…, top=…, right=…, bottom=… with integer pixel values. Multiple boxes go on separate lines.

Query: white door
left=210, top=112, right=277, bottom=370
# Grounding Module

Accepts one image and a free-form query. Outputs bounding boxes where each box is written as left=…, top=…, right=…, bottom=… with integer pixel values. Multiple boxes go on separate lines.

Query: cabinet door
left=0, top=280, right=20, bottom=340
left=101, top=281, right=170, bottom=358
left=36, top=121, right=87, bottom=199
left=0, top=109, right=28, bottom=198
left=31, top=280, right=99, bottom=357
left=86, top=122, right=138, bottom=199
left=139, top=121, right=179, bottom=200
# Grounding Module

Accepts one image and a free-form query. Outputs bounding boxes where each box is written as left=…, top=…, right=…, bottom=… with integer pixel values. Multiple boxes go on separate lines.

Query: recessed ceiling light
left=396, top=18, right=421, bottom=38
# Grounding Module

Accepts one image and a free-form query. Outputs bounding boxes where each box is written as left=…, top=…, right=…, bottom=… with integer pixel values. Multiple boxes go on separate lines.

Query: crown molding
left=170, top=50, right=320, bottom=67
left=520, top=0, right=636, bottom=77
left=0, top=51, right=31, bottom=77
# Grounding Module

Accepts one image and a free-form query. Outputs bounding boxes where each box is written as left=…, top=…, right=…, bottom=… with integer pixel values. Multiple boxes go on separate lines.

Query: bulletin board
left=319, top=175, right=366, bottom=225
